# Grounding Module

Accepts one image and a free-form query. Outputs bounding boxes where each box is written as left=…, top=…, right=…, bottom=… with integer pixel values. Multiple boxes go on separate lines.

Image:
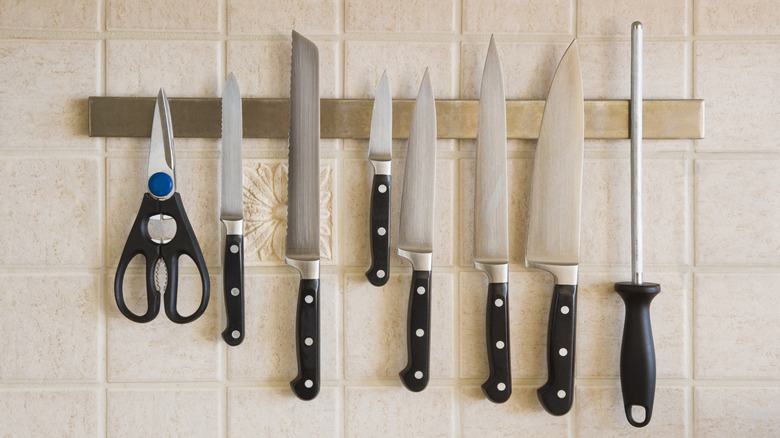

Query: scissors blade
left=148, top=88, right=176, bottom=199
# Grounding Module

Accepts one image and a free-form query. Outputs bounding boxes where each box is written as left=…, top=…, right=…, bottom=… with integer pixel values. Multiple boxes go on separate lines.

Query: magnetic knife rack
left=88, top=98, right=704, bottom=139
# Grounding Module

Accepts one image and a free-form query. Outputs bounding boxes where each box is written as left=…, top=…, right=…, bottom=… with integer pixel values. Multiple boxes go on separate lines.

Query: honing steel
left=525, top=40, right=584, bottom=415
left=613, top=22, right=661, bottom=428
left=114, top=89, right=210, bottom=324
left=220, top=73, right=245, bottom=346
left=474, top=36, right=511, bottom=404
left=397, top=69, right=436, bottom=392
left=286, top=31, right=321, bottom=401
left=365, top=71, right=393, bottom=286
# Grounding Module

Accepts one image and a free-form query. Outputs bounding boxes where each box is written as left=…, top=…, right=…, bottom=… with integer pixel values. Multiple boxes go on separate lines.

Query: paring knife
left=474, top=36, right=511, bottom=404
left=614, top=22, right=661, bottom=428
left=365, top=72, right=393, bottom=286
left=221, top=73, right=245, bottom=346
left=286, top=30, right=321, bottom=401
left=525, top=40, right=584, bottom=416
left=397, top=69, right=436, bottom=392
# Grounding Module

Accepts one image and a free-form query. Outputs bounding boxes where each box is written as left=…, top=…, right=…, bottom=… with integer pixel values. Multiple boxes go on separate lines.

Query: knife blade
left=397, top=69, right=436, bottom=392
left=525, top=39, right=584, bottom=416
left=365, top=71, right=393, bottom=286
left=474, top=36, right=511, bottom=404
left=286, top=30, right=320, bottom=401
left=221, top=72, right=245, bottom=346
left=614, top=22, right=661, bottom=428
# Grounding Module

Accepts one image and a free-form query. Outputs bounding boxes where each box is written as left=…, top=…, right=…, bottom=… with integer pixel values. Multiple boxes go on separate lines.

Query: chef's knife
left=365, top=71, right=393, bottom=286
left=474, top=36, right=511, bottom=404
left=286, top=30, right=320, bottom=401
left=525, top=40, right=584, bottom=416
left=221, top=73, right=245, bottom=346
left=614, top=22, right=660, bottom=428
left=397, top=69, right=436, bottom=392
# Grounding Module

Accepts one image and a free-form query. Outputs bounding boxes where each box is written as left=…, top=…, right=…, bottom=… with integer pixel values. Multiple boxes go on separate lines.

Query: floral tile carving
left=243, top=160, right=334, bottom=266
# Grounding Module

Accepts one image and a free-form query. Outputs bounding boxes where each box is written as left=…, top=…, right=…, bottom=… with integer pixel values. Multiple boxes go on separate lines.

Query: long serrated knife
left=474, top=36, right=511, bottom=404
left=286, top=30, right=320, bottom=401
left=397, top=69, right=436, bottom=392
left=365, top=71, right=392, bottom=286
left=221, top=73, right=245, bottom=346
left=525, top=40, right=584, bottom=415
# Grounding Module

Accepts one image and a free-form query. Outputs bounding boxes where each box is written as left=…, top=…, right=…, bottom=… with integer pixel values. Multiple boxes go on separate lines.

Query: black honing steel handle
left=365, top=173, right=391, bottom=286
left=614, top=281, right=661, bottom=427
left=538, top=284, right=577, bottom=416
left=482, top=282, right=512, bottom=403
left=291, top=278, right=320, bottom=401
left=400, top=269, right=431, bottom=392
left=221, top=234, right=245, bottom=346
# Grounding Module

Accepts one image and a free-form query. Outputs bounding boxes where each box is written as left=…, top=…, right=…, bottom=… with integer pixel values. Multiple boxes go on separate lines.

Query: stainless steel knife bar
left=88, top=97, right=705, bottom=139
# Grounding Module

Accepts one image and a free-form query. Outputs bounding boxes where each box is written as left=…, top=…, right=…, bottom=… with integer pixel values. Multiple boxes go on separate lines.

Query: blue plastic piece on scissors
left=148, top=172, right=173, bottom=197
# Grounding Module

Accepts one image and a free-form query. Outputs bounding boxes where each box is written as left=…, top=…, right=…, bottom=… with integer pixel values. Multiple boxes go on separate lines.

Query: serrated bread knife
left=525, top=40, right=584, bottom=416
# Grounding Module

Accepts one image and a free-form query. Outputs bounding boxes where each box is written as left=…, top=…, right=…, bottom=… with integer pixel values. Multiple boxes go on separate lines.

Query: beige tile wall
left=1, top=1, right=778, bottom=437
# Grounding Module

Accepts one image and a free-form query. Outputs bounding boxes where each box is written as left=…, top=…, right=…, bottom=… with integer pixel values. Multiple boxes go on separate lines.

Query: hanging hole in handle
left=145, top=214, right=177, bottom=244
left=629, top=405, right=647, bottom=424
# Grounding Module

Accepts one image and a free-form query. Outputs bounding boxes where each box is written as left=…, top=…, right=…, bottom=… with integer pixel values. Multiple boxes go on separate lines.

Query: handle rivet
left=305, top=295, right=314, bottom=304
left=416, top=286, right=425, bottom=295
left=231, top=287, right=239, bottom=296
left=377, top=270, right=386, bottom=278
left=230, top=245, right=239, bottom=254
left=496, top=340, right=505, bottom=349
left=494, top=298, right=504, bottom=307
left=414, top=371, right=423, bottom=379
left=557, top=390, right=566, bottom=399
left=416, top=329, right=424, bottom=337
left=559, top=348, right=568, bottom=357
left=231, top=330, right=240, bottom=339
left=377, top=227, right=387, bottom=236
left=378, top=184, right=387, bottom=193
left=497, top=383, right=506, bottom=391
left=305, top=337, right=314, bottom=346
left=560, top=305, right=570, bottom=315
left=304, top=380, right=313, bottom=388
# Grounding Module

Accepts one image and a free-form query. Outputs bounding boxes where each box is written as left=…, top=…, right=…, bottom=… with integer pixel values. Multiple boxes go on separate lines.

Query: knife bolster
left=526, top=262, right=578, bottom=286
left=286, top=258, right=320, bottom=280
left=371, top=159, right=391, bottom=176
left=221, top=218, right=243, bottom=236
left=474, top=262, right=508, bottom=284
left=398, top=249, right=432, bottom=271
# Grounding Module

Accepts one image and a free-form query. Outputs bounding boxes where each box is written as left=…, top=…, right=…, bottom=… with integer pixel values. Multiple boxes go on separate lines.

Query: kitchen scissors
left=114, top=89, right=210, bottom=324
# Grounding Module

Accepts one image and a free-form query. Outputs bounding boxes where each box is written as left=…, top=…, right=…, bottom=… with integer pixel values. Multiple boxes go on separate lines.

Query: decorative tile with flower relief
left=107, top=389, right=220, bottom=438
left=343, top=273, right=455, bottom=380
left=0, top=390, right=97, bottom=437
left=694, top=0, right=780, bottom=35
left=228, top=388, right=338, bottom=437
left=576, top=273, right=688, bottom=379
left=695, top=42, right=780, bottom=152
left=242, top=160, right=335, bottom=266
left=460, top=386, right=568, bottom=437
left=462, top=0, right=572, bottom=35
left=107, top=0, right=221, bottom=32
left=0, top=0, right=98, bottom=30
left=345, top=0, right=456, bottom=33
left=0, top=275, right=99, bottom=381
left=575, top=386, right=688, bottom=437
left=695, top=387, right=780, bottom=437
left=228, top=274, right=339, bottom=381
left=0, top=40, right=100, bottom=150
left=345, top=387, right=455, bottom=438
left=695, top=160, right=780, bottom=266
left=341, top=158, right=454, bottom=268
left=228, top=0, right=339, bottom=35
left=106, top=274, right=219, bottom=382
left=0, top=157, right=101, bottom=267
left=459, top=271, right=552, bottom=380
left=578, top=0, right=686, bottom=36
left=694, top=274, right=780, bottom=379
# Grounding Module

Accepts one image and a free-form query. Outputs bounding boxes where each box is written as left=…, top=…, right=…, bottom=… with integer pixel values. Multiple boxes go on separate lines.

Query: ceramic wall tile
left=0, top=157, right=100, bottom=267
left=0, top=275, right=99, bottom=381
left=694, top=387, right=780, bottom=437
left=0, top=40, right=100, bottom=150
left=460, top=386, right=569, bottom=437
left=694, top=0, right=780, bottom=35
left=695, top=160, right=780, bottom=266
left=578, top=0, right=687, bottom=36
left=695, top=41, right=780, bottom=151
left=228, top=274, right=339, bottom=381
left=228, top=387, right=338, bottom=437
left=462, top=0, right=572, bottom=35
left=107, top=389, right=220, bottom=437
left=694, top=273, right=780, bottom=379
left=345, top=0, right=455, bottom=33
left=107, top=0, right=221, bottom=32
left=344, top=273, right=455, bottom=380
left=229, top=0, right=339, bottom=35
left=0, top=0, right=98, bottom=30
left=344, top=387, right=454, bottom=437
left=0, top=390, right=97, bottom=437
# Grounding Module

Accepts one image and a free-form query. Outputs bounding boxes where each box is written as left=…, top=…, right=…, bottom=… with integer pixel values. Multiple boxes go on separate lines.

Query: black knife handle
left=221, top=234, right=245, bottom=346
left=482, top=282, right=511, bottom=403
left=614, top=281, right=661, bottom=427
left=291, top=278, right=320, bottom=401
left=538, top=284, right=577, bottom=415
left=400, top=269, right=431, bottom=392
left=366, top=173, right=391, bottom=286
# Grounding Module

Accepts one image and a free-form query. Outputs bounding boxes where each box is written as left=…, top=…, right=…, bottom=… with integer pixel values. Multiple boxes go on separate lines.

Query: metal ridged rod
left=631, top=22, right=643, bottom=285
